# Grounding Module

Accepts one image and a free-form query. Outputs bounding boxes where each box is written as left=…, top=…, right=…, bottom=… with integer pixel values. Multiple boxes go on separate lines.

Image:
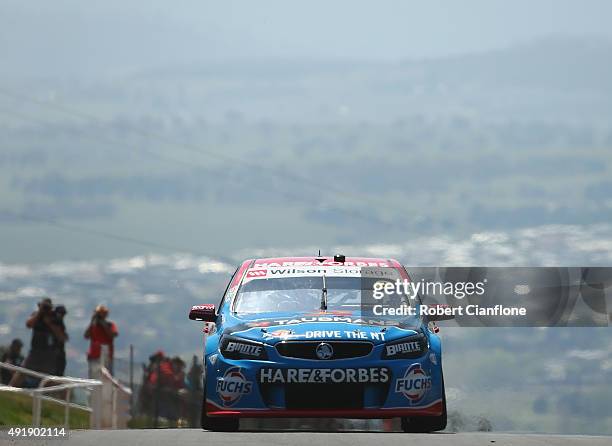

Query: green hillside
left=0, top=391, right=90, bottom=429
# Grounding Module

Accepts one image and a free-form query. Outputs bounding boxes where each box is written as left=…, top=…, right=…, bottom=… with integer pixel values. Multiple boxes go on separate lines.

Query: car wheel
left=401, top=371, right=447, bottom=433
left=201, top=378, right=239, bottom=432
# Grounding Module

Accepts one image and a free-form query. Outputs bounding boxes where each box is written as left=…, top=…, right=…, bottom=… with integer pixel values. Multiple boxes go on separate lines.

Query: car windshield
left=233, top=276, right=413, bottom=315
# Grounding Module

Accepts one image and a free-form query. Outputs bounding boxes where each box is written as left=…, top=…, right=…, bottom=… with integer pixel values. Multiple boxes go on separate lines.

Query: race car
left=189, top=256, right=448, bottom=432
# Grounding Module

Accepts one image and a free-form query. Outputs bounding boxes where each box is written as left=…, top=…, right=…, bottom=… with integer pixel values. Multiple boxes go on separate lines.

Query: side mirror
left=189, top=304, right=216, bottom=322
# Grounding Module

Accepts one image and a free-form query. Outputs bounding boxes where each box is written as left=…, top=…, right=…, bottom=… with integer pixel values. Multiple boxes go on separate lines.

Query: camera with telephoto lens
left=39, top=300, right=53, bottom=314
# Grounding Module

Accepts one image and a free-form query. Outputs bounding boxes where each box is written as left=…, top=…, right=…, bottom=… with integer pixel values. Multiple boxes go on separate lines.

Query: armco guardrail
left=98, top=365, right=132, bottom=429
left=0, top=361, right=132, bottom=429
left=0, top=361, right=103, bottom=427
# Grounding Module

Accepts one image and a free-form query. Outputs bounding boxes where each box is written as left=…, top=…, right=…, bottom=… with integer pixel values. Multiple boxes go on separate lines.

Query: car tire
left=400, top=371, right=447, bottom=433
left=201, top=378, right=239, bottom=432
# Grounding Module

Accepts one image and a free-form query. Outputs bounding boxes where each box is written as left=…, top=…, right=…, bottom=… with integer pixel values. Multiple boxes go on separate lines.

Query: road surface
left=2, top=430, right=610, bottom=446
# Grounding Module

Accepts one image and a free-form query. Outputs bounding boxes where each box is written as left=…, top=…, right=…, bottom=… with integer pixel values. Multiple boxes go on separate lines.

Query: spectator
left=9, top=298, right=67, bottom=387
left=146, top=351, right=176, bottom=426
left=171, top=356, right=186, bottom=390
left=84, top=305, right=118, bottom=377
left=53, top=305, right=69, bottom=376
left=186, top=355, right=203, bottom=427
left=156, top=355, right=175, bottom=388
left=186, top=355, right=202, bottom=392
left=170, top=357, right=186, bottom=425
left=1, top=338, right=24, bottom=384
left=139, top=352, right=199, bottom=426
left=139, top=351, right=165, bottom=417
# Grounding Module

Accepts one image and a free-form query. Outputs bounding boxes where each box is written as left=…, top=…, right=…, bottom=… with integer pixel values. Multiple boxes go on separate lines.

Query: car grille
left=275, top=341, right=373, bottom=360
left=260, top=380, right=391, bottom=410
left=285, top=383, right=363, bottom=409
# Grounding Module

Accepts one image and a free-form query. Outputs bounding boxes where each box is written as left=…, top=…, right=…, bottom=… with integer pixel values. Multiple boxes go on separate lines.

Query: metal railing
left=0, top=361, right=102, bottom=428
left=99, top=366, right=132, bottom=429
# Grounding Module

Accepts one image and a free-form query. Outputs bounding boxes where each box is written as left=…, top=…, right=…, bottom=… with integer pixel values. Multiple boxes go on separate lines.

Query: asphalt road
left=2, top=430, right=610, bottom=446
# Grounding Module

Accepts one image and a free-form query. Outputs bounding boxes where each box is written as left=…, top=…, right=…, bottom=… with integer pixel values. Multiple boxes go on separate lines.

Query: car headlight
left=220, top=335, right=268, bottom=360
left=382, top=333, right=428, bottom=359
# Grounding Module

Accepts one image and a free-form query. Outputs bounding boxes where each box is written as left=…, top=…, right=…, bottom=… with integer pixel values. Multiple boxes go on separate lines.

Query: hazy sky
left=1, top=0, right=612, bottom=76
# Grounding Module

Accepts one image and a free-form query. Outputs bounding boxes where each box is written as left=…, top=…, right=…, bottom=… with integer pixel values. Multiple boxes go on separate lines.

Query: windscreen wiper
left=320, top=273, right=328, bottom=311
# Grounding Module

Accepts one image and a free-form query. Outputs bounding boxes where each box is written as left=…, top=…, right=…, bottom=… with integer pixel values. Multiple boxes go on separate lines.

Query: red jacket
left=87, top=322, right=118, bottom=360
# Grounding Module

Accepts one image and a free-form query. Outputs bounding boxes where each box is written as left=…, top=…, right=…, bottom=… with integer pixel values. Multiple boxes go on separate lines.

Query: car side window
left=217, top=267, right=239, bottom=310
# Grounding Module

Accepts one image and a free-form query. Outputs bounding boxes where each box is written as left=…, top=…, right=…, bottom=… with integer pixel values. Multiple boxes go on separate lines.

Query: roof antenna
left=315, top=249, right=326, bottom=263
left=320, top=270, right=328, bottom=311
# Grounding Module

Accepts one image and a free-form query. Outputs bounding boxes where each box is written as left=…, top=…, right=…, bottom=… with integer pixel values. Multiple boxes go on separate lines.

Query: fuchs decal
left=216, top=367, right=252, bottom=406
left=395, top=364, right=432, bottom=404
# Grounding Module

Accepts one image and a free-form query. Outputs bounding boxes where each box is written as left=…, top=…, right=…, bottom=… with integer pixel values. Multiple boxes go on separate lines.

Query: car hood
left=221, top=311, right=422, bottom=345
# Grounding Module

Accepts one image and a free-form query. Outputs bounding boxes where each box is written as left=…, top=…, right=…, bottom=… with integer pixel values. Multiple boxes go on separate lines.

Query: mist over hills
left=1, top=36, right=611, bottom=263
left=420, top=36, right=612, bottom=89
left=3, top=1, right=612, bottom=75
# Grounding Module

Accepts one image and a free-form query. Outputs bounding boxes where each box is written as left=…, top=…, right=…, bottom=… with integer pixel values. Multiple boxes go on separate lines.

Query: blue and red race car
left=189, top=256, right=447, bottom=432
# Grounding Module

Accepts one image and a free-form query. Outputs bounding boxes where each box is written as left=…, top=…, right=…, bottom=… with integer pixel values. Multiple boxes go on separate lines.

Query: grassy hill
left=0, top=391, right=90, bottom=429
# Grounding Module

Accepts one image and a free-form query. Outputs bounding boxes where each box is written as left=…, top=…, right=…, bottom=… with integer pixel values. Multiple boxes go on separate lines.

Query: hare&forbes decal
left=259, top=367, right=390, bottom=384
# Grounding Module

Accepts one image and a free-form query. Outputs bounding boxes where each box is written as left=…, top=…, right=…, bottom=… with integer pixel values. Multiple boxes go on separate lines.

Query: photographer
left=9, top=297, right=67, bottom=387
left=84, top=305, right=118, bottom=377
left=53, top=305, right=69, bottom=376
left=1, top=339, right=24, bottom=384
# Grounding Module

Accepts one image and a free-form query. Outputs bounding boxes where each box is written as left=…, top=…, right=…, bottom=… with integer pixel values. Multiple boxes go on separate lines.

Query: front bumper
left=205, top=342, right=444, bottom=418
left=205, top=400, right=444, bottom=418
